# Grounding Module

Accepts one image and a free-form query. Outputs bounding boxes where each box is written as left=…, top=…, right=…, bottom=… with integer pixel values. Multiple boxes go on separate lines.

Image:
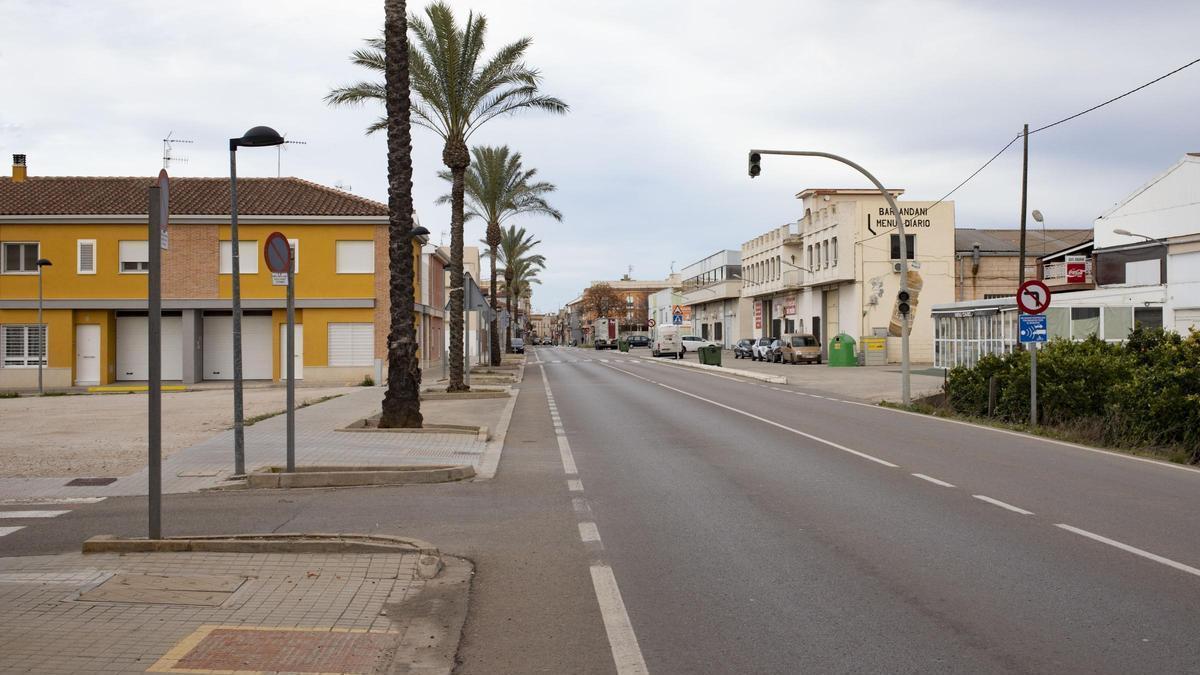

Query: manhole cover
left=65, top=477, right=116, bottom=486
left=154, top=626, right=395, bottom=673
left=78, top=574, right=245, bottom=606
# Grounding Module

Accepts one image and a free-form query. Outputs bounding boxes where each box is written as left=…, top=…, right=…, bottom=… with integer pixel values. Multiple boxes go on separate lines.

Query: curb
left=83, top=533, right=443, bottom=576
left=340, top=418, right=488, bottom=440
left=383, top=554, right=473, bottom=674
left=246, top=464, right=475, bottom=489
left=630, top=353, right=787, bottom=384
left=475, top=362, right=522, bottom=481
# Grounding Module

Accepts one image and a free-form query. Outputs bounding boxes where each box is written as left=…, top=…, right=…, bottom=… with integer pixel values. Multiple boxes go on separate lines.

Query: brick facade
left=163, top=224, right=218, bottom=298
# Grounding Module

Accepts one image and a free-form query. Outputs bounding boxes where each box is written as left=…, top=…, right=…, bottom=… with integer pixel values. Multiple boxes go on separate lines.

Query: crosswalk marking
left=0, top=526, right=25, bottom=537
left=0, top=510, right=70, bottom=519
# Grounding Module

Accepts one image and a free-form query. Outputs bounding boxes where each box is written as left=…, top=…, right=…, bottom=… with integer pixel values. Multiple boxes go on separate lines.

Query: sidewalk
left=633, top=348, right=946, bottom=402
left=0, top=385, right=518, bottom=501
left=0, top=547, right=442, bottom=674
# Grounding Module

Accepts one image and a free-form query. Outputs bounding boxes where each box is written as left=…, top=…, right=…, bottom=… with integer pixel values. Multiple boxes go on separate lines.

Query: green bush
left=945, top=327, right=1200, bottom=462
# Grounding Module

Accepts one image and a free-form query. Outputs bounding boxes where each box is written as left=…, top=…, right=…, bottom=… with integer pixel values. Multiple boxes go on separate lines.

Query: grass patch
left=242, top=394, right=344, bottom=427
left=359, top=375, right=375, bottom=387
left=0, top=391, right=20, bottom=398
left=40, top=391, right=83, bottom=397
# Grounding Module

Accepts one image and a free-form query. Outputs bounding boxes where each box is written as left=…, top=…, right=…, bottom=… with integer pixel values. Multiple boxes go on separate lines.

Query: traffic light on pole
left=748, top=151, right=762, bottom=178
left=897, top=290, right=911, bottom=316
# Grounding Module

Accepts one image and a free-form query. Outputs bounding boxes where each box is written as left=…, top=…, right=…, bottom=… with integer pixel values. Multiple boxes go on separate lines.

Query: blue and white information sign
left=672, top=314, right=683, bottom=325
left=1019, top=314, right=1048, bottom=343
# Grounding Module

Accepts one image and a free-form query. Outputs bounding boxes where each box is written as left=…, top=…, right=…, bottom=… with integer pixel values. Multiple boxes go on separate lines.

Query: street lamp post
left=36, top=258, right=52, bottom=394
left=229, top=126, right=285, bottom=476
left=749, top=149, right=912, bottom=405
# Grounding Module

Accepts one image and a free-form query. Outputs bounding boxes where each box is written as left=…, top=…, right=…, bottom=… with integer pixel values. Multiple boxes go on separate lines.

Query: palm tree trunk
left=445, top=142, right=470, bottom=392
left=488, top=246, right=501, bottom=365
left=378, top=0, right=422, bottom=428
left=505, top=273, right=514, bottom=352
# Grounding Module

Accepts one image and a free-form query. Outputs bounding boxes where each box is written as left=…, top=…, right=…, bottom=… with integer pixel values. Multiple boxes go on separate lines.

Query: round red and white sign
left=647, top=318, right=657, bottom=328
left=1017, top=279, right=1051, bottom=314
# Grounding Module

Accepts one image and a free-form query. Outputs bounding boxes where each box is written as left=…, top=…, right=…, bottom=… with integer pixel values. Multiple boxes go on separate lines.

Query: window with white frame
left=2, top=242, right=39, bottom=274
left=2, top=324, right=46, bottom=367
left=815, top=244, right=822, bottom=269
left=218, top=240, right=259, bottom=274
left=823, top=240, right=829, bottom=268
left=831, top=237, right=838, bottom=266
left=288, top=239, right=300, bottom=273
left=77, top=239, right=97, bottom=274
left=118, top=240, right=149, bottom=273
left=336, top=241, right=374, bottom=273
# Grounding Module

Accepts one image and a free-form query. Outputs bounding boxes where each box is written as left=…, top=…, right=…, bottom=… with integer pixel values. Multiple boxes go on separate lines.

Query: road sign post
left=264, top=232, right=295, bottom=472
left=147, top=171, right=168, bottom=540
left=1017, top=280, right=1051, bottom=427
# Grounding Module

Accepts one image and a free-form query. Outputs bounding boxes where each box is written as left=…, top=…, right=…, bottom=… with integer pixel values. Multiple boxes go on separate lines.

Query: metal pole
left=229, top=148, right=245, bottom=476
left=37, top=268, right=43, bottom=395
left=286, top=246, right=295, bottom=472
left=464, top=300, right=471, bottom=388
left=751, top=150, right=912, bottom=404
left=1030, top=342, right=1038, bottom=426
left=1018, top=124, right=1029, bottom=287
left=147, top=185, right=162, bottom=540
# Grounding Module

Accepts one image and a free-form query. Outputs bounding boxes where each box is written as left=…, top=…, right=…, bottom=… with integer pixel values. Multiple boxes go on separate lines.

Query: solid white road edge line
left=973, top=495, right=1034, bottom=515
left=601, top=363, right=899, bottom=469
left=0, top=511, right=71, bottom=519
left=0, top=526, right=25, bottom=537
left=591, top=564, right=651, bottom=675
left=1055, top=523, right=1200, bottom=579
left=912, top=473, right=956, bottom=488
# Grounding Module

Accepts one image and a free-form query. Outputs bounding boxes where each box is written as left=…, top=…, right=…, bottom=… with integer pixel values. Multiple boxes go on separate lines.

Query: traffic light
left=748, top=151, right=762, bottom=178
left=897, top=290, right=911, bottom=316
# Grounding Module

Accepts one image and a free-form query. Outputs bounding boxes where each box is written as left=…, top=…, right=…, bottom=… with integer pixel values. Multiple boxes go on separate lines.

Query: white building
left=648, top=286, right=685, bottom=340
left=741, top=189, right=956, bottom=362
left=679, top=250, right=749, bottom=347
left=931, top=152, right=1200, bottom=369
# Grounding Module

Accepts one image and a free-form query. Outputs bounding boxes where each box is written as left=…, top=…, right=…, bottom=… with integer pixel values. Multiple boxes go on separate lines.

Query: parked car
left=510, top=338, right=525, bottom=354
left=652, top=329, right=683, bottom=358
left=594, top=338, right=610, bottom=350
left=751, top=337, right=774, bottom=361
left=627, top=335, right=649, bottom=348
left=781, top=333, right=821, bottom=364
left=680, top=335, right=719, bottom=353
left=733, top=339, right=755, bottom=359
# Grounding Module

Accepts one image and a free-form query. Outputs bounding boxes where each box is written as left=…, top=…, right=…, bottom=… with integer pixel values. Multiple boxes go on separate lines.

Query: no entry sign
left=1017, top=279, right=1051, bottom=314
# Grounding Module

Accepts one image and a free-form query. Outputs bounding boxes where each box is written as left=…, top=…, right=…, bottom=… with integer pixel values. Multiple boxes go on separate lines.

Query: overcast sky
left=2, top=0, right=1197, bottom=310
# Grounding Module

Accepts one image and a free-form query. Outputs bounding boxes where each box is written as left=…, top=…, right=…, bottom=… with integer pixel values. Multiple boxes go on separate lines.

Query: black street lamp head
left=36, top=258, right=52, bottom=267
left=411, top=226, right=431, bottom=237
left=231, top=126, right=285, bottom=149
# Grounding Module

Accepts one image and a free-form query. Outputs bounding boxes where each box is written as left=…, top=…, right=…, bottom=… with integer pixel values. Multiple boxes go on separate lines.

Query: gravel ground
left=0, top=386, right=359, bottom=478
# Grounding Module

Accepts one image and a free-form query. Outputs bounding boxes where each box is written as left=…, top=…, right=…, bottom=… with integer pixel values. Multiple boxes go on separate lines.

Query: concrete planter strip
left=245, top=464, right=476, bottom=489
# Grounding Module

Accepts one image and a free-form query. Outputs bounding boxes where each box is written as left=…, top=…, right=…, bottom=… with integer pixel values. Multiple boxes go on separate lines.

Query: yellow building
left=0, top=158, right=435, bottom=388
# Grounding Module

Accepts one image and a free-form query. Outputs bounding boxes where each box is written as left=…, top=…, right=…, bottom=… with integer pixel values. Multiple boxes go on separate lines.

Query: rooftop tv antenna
left=333, top=180, right=353, bottom=192
left=276, top=134, right=308, bottom=177
left=162, top=132, right=194, bottom=170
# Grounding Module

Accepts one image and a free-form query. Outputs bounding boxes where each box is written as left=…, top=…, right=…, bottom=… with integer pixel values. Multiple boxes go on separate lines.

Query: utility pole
left=1018, top=124, right=1029, bottom=286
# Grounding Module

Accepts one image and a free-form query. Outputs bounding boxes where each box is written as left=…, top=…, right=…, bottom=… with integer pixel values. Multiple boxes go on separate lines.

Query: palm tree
left=326, top=2, right=567, bottom=391
left=507, top=257, right=542, bottom=343
left=377, top=0, right=422, bottom=428
left=442, top=146, right=560, bottom=365
left=494, top=225, right=545, bottom=351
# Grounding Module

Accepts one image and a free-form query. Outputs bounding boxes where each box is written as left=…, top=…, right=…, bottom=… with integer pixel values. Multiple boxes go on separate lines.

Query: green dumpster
left=827, top=333, right=858, bottom=367
left=698, top=344, right=722, bottom=366
left=618, top=339, right=630, bottom=352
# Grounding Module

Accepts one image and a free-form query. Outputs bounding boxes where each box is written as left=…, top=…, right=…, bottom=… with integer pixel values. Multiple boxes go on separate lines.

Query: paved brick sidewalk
left=0, top=387, right=517, bottom=501
left=0, top=550, right=422, bottom=674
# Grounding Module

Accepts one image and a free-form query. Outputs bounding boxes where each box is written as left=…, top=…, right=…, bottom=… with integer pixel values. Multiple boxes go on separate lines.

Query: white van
left=652, top=327, right=683, bottom=359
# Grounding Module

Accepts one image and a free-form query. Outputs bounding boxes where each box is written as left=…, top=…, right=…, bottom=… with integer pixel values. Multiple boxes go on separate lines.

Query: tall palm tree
left=326, top=2, right=567, bottom=391
left=442, top=145, right=560, bottom=365
left=494, top=225, right=545, bottom=351
left=378, top=0, right=422, bottom=428
left=507, top=257, right=542, bottom=343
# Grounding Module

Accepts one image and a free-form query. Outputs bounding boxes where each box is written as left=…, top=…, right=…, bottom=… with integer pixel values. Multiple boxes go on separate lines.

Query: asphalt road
left=5, top=345, right=1200, bottom=673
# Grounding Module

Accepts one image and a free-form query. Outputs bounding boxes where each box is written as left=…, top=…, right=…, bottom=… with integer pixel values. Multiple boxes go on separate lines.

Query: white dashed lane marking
left=1055, top=524, right=1200, bottom=579
left=912, top=474, right=956, bottom=488
left=973, top=495, right=1035, bottom=515
left=0, top=526, right=25, bottom=537
left=0, top=510, right=71, bottom=519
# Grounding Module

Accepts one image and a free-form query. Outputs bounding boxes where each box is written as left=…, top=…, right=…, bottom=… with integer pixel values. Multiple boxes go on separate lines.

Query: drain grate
left=65, top=477, right=117, bottom=486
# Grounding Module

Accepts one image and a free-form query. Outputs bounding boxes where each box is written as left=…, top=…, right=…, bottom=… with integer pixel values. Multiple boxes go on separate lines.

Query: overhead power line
left=927, top=55, right=1200, bottom=208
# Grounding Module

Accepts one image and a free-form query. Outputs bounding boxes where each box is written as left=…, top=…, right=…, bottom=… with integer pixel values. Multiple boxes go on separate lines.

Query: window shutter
left=336, top=241, right=375, bottom=273
left=328, top=323, right=374, bottom=366
left=78, top=240, right=96, bottom=274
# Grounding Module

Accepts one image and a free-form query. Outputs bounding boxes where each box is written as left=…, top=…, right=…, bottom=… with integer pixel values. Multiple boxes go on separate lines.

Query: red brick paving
left=173, top=628, right=395, bottom=673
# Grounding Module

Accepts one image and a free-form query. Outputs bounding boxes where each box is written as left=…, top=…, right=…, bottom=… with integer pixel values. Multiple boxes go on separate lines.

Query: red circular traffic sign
left=1017, top=279, right=1051, bottom=314
left=647, top=318, right=657, bottom=328
left=264, top=231, right=291, bottom=273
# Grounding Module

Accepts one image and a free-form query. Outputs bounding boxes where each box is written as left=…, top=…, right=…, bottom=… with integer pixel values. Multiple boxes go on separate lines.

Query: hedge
left=944, top=327, right=1200, bottom=462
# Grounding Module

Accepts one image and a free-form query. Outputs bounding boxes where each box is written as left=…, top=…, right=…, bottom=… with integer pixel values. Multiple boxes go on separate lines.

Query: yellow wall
left=216, top=224, right=378, bottom=299
left=0, top=308, right=74, bottom=368
left=271, top=307, right=375, bottom=380
left=0, top=223, right=157, bottom=299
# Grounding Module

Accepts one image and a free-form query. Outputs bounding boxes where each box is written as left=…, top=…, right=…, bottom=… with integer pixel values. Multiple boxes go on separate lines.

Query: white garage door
left=203, top=314, right=272, bottom=380
left=1175, top=309, right=1200, bottom=335
left=116, top=315, right=182, bottom=381
left=328, top=323, right=374, bottom=366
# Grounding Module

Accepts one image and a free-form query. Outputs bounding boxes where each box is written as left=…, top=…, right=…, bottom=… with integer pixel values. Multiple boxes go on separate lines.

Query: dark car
left=594, top=338, right=609, bottom=350
left=627, top=335, right=649, bottom=348
left=510, top=338, right=525, bottom=354
left=733, top=339, right=755, bottom=359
